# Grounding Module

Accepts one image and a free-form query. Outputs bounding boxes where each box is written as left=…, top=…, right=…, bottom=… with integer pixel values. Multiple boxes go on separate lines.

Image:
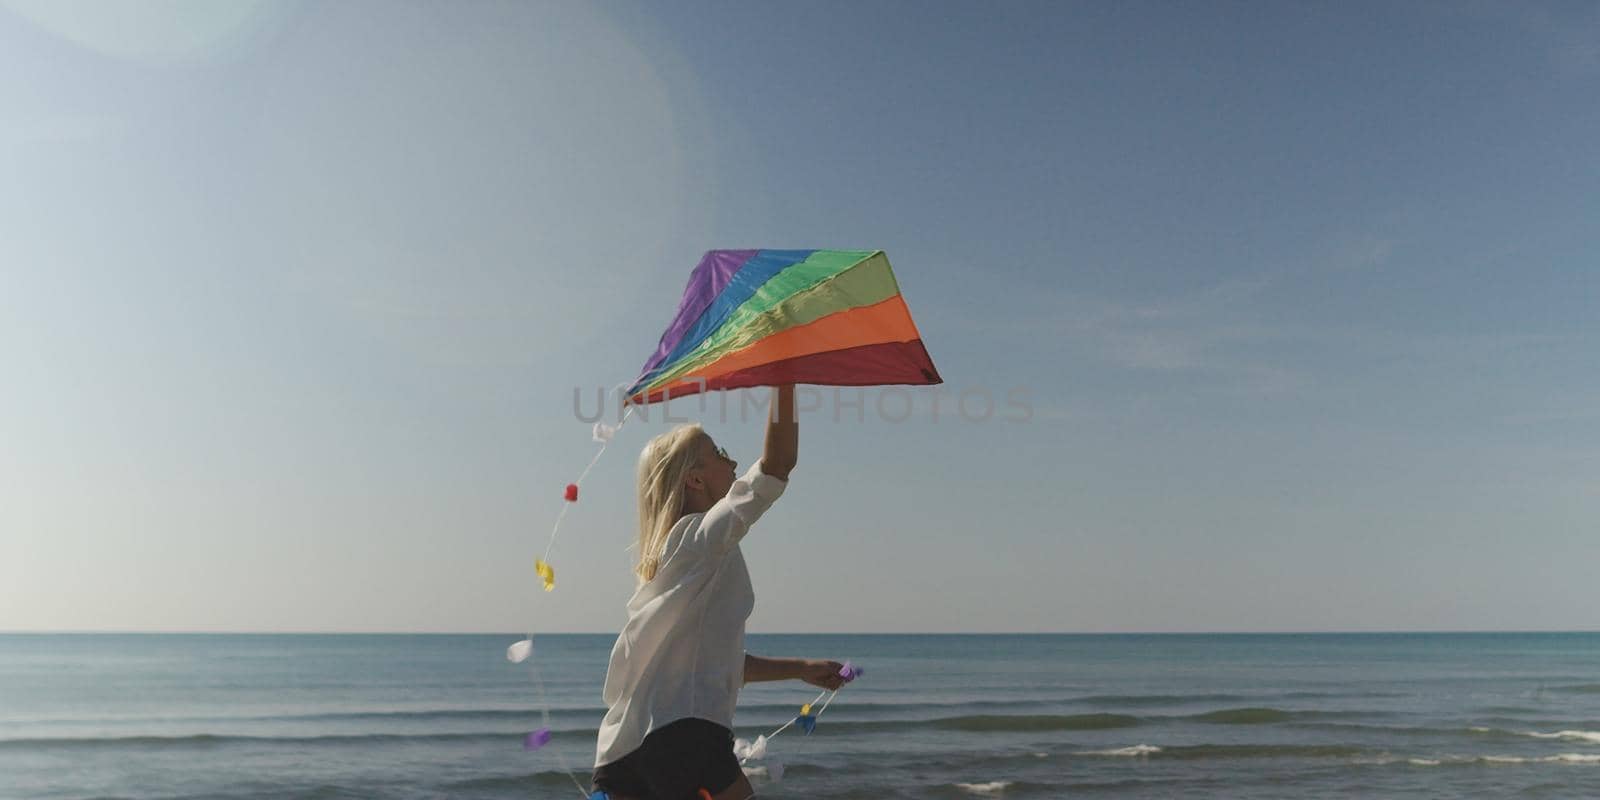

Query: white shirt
left=595, top=461, right=788, bottom=767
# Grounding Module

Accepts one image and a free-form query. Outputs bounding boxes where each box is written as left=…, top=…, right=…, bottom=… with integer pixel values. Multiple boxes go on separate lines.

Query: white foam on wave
left=1075, top=744, right=1162, bottom=757
left=1476, top=753, right=1600, bottom=765
left=1525, top=730, right=1600, bottom=744
left=1351, top=756, right=1395, bottom=765
left=1369, top=755, right=1471, bottom=767
left=954, top=781, right=1012, bottom=794
left=1360, top=752, right=1600, bottom=768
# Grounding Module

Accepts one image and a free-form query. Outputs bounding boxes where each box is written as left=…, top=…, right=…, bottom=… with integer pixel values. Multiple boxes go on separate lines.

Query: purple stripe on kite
left=634, top=250, right=758, bottom=382
left=629, top=249, right=816, bottom=395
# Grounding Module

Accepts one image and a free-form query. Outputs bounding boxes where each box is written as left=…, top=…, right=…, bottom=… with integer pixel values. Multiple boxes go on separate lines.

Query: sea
left=3, top=633, right=1600, bottom=799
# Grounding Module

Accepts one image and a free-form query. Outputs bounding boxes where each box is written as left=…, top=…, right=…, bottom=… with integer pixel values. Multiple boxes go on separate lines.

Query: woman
left=592, top=385, right=846, bottom=800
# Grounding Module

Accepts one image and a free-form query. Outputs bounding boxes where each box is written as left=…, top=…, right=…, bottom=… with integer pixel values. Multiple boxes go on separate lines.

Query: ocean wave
left=1479, top=716, right=1600, bottom=733
left=1074, top=743, right=1368, bottom=760
left=903, top=780, right=1065, bottom=799
left=1186, top=707, right=1296, bottom=724
left=1280, top=690, right=1409, bottom=700
left=1292, top=722, right=1526, bottom=741
left=442, top=770, right=589, bottom=792
left=1523, top=730, right=1600, bottom=744
left=923, top=713, right=1140, bottom=733
left=1550, top=684, right=1600, bottom=694
left=0, top=729, right=590, bottom=751
left=1354, top=753, right=1600, bottom=768
left=1484, top=753, right=1600, bottom=764
left=1476, top=705, right=1542, bottom=715
left=1452, top=753, right=1600, bottom=765
left=0, top=712, right=1139, bottom=752
left=81, top=788, right=418, bottom=800
left=1076, top=693, right=1249, bottom=707
left=4, top=698, right=1075, bottom=729
left=1074, top=744, right=1162, bottom=757
left=1, top=707, right=587, bottom=728
left=921, top=780, right=1064, bottom=798
left=237, top=707, right=573, bottom=725
left=766, top=713, right=1141, bottom=735
left=1073, top=691, right=1401, bottom=708
left=14, top=702, right=1420, bottom=744
left=0, top=733, right=229, bottom=750
left=25, top=707, right=1514, bottom=755
left=1391, top=722, right=1600, bottom=744
left=953, top=781, right=1011, bottom=794
left=285, top=785, right=385, bottom=800
left=1183, top=706, right=1387, bottom=725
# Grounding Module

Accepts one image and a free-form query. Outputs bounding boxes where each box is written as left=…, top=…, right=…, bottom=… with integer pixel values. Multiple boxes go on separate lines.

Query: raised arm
left=761, top=384, right=797, bottom=481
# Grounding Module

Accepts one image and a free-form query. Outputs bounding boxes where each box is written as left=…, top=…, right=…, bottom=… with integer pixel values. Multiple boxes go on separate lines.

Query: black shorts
left=591, top=717, right=743, bottom=800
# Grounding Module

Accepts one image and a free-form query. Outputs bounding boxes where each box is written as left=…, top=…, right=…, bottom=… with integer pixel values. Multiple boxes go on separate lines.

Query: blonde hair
left=634, top=423, right=707, bottom=584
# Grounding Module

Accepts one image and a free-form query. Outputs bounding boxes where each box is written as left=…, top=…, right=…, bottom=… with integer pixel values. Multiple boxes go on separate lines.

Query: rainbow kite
left=626, top=250, right=941, bottom=405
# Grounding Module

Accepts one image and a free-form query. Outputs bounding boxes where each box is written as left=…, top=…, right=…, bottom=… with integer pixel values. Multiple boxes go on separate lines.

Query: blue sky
left=2, top=1, right=1596, bottom=633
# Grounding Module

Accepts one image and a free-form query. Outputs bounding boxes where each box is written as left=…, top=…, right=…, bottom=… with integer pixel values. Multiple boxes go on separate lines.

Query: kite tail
left=520, top=396, right=637, bottom=799
left=541, top=403, right=635, bottom=567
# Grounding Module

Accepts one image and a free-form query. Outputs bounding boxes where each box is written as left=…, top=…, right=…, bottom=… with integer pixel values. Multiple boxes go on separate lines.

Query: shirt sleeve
left=697, top=460, right=788, bottom=553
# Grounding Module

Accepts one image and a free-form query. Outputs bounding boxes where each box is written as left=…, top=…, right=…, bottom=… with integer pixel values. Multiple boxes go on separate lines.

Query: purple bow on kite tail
left=523, top=728, right=552, bottom=751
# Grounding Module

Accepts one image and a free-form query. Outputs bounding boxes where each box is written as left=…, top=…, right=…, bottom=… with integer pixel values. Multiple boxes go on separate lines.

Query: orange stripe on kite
left=635, top=339, right=940, bottom=405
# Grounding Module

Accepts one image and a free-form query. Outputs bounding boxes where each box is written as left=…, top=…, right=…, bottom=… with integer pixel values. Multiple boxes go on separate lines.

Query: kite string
left=738, top=688, right=834, bottom=766
left=811, top=688, right=841, bottom=720
left=527, top=657, right=592, bottom=798
left=540, top=404, right=635, bottom=564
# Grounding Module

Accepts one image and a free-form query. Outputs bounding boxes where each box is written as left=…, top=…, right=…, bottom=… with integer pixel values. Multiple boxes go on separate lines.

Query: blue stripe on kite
left=628, top=249, right=815, bottom=395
